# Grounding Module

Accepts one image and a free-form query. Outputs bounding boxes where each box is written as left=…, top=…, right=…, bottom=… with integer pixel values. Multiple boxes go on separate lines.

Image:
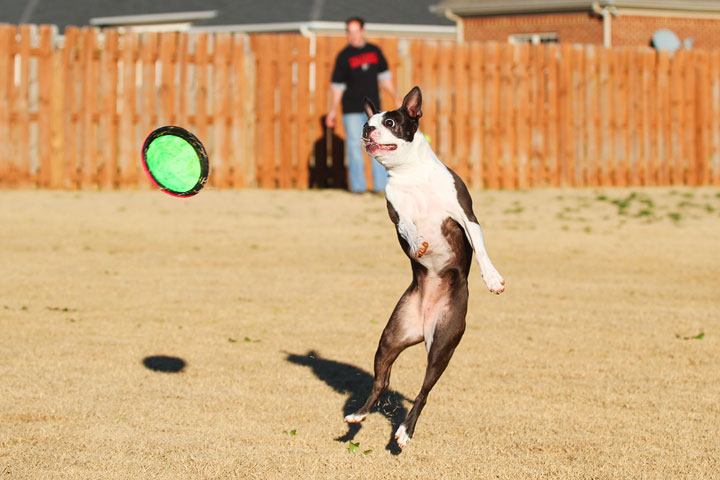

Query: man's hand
left=325, top=110, right=337, bottom=128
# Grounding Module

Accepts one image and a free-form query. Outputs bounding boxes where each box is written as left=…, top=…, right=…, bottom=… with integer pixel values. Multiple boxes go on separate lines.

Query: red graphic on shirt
left=348, top=51, right=379, bottom=69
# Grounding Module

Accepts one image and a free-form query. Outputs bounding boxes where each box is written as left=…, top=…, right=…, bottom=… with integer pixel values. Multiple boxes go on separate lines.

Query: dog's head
left=361, top=86, right=423, bottom=165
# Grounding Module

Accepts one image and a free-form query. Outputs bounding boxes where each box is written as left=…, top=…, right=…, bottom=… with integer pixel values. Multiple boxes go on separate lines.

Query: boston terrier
left=344, top=86, right=505, bottom=449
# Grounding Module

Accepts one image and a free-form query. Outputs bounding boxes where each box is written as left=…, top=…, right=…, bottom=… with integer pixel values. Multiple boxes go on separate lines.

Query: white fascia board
left=190, top=21, right=456, bottom=36
left=90, top=10, right=218, bottom=27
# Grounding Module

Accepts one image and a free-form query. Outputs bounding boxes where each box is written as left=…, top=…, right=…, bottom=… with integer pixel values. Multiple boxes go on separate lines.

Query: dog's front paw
left=414, top=240, right=428, bottom=258
left=394, top=424, right=410, bottom=448
left=408, top=236, right=428, bottom=258
left=482, top=268, right=505, bottom=294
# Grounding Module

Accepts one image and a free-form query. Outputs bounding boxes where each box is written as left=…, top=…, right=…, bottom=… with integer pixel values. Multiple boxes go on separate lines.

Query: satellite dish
left=652, top=29, right=681, bottom=53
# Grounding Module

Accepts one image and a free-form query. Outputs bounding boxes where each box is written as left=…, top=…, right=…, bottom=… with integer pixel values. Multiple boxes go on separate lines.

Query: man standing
left=326, top=17, right=400, bottom=193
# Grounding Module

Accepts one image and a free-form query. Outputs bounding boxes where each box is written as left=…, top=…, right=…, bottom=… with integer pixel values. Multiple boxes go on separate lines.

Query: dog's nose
left=363, top=124, right=375, bottom=138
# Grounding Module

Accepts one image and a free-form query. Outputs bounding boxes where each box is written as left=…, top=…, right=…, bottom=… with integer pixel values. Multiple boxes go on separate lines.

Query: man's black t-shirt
left=330, top=43, right=390, bottom=114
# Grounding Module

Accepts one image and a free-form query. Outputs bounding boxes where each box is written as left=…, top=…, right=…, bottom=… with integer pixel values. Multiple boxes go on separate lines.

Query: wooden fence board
left=528, top=45, right=546, bottom=187
left=49, top=38, right=65, bottom=189
left=484, top=42, right=500, bottom=188
left=545, top=44, right=559, bottom=187
left=657, top=51, right=671, bottom=185
left=419, top=41, right=438, bottom=153
left=468, top=42, right=483, bottom=188
left=119, top=32, right=138, bottom=186
left=499, top=43, right=514, bottom=188
left=515, top=43, right=530, bottom=188
left=558, top=44, right=572, bottom=186
left=276, top=34, right=294, bottom=189
left=572, top=45, right=584, bottom=187
left=437, top=41, right=453, bottom=171
left=712, top=51, right=720, bottom=185
left=80, top=28, right=98, bottom=188
left=685, top=50, right=698, bottom=185
left=0, top=25, right=13, bottom=183
left=452, top=42, right=468, bottom=180
left=598, top=47, right=612, bottom=186
left=696, top=50, right=710, bottom=186
left=213, top=33, right=231, bottom=188
left=194, top=33, right=209, bottom=185
left=295, top=35, right=310, bottom=189
left=17, top=25, right=31, bottom=186
left=230, top=34, right=248, bottom=188
left=100, top=29, right=118, bottom=188
left=37, top=25, right=53, bottom=187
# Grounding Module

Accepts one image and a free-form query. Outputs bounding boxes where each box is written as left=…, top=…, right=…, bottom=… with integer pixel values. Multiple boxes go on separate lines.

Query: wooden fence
left=1, top=24, right=719, bottom=190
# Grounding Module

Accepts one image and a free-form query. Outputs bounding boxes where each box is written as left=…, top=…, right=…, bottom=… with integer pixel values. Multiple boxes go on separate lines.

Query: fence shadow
left=285, top=349, right=408, bottom=455
left=309, top=117, right=347, bottom=189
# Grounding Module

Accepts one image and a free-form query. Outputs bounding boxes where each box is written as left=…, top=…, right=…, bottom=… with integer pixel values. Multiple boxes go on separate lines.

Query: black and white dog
left=344, top=86, right=505, bottom=449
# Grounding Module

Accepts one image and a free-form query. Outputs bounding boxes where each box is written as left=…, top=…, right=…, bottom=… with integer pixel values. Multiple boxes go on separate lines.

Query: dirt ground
left=1, top=186, right=719, bottom=479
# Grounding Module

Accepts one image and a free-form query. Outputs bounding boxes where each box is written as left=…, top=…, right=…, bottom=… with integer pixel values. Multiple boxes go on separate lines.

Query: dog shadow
left=285, top=350, right=408, bottom=455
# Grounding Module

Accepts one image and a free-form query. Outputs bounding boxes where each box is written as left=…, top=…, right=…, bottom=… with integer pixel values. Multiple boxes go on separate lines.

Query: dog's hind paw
left=344, top=413, right=367, bottom=423
left=482, top=268, right=505, bottom=294
left=394, top=424, right=410, bottom=448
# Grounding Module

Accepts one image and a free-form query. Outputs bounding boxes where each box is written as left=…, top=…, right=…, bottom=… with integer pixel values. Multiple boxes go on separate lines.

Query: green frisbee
left=142, top=126, right=209, bottom=197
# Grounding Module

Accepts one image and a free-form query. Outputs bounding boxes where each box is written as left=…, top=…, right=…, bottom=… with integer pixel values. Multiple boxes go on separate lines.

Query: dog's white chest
left=388, top=180, right=459, bottom=271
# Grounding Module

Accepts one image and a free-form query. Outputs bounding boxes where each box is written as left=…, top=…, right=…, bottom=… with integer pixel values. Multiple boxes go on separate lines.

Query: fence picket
left=213, top=33, right=231, bottom=188
left=119, top=32, right=138, bottom=186
left=100, top=29, right=118, bottom=188
left=0, top=25, right=12, bottom=183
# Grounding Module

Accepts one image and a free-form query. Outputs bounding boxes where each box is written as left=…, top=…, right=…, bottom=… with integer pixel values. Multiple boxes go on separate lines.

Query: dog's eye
left=384, top=119, right=395, bottom=128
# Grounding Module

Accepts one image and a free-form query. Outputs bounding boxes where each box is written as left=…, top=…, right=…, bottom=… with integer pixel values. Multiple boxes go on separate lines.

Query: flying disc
left=141, top=126, right=209, bottom=197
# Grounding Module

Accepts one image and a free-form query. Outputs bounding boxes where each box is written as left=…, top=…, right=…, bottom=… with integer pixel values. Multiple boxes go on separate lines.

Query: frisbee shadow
left=142, top=355, right=186, bottom=373
left=309, top=117, right=347, bottom=189
left=285, top=350, right=409, bottom=455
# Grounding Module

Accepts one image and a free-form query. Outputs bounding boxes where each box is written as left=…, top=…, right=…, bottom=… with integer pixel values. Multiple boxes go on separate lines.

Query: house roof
left=0, top=0, right=453, bottom=32
left=431, top=0, right=720, bottom=16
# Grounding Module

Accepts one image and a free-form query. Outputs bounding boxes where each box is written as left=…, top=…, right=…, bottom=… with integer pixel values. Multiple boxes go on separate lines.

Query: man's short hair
left=345, top=17, right=365, bottom=29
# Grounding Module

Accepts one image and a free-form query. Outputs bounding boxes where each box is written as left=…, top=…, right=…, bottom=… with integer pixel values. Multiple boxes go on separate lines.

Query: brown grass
left=1, top=187, right=719, bottom=479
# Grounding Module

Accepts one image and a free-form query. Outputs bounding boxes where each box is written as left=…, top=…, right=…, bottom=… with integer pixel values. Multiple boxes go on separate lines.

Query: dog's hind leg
left=345, top=285, right=423, bottom=423
left=394, top=293, right=467, bottom=448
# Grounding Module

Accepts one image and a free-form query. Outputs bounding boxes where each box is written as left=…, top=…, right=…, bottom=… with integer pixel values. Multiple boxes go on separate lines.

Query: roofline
left=431, top=0, right=602, bottom=16
left=189, top=21, right=457, bottom=36
left=90, top=10, right=218, bottom=27
left=431, top=0, right=720, bottom=16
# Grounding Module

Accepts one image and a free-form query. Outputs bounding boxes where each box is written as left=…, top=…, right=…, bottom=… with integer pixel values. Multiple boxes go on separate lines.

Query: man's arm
left=380, top=75, right=401, bottom=108
left=325, top=86, right=344, bottom=128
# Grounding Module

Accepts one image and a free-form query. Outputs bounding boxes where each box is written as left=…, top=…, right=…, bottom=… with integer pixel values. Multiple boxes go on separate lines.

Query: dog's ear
left=402, top=86, right=422, bottom=119
left=364, top=97, right=378, bottom=118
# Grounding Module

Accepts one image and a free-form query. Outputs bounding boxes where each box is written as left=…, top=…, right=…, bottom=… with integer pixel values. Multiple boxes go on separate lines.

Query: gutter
left=190, top=21, right=456, bottom=39
left=592, top=2, right=619, bottom=48
left=441, top=9, right=464, bottom=42
left=90, top=10, right=218, bottom=27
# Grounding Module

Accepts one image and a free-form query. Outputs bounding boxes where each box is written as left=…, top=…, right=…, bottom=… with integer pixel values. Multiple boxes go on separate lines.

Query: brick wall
left=613, top=16, right=720, bottom=49
left=463, top=12, right=603, bottom=44
left=462, top=12, right=720, bottom=49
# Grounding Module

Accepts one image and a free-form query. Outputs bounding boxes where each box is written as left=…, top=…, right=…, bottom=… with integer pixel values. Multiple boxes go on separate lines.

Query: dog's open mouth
left=363, top=140, right=398, bottom=155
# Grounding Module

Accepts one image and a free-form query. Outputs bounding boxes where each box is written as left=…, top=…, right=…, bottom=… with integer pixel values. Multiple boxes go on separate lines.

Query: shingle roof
left=0, top=0, right=453, bottom=31
left=432, top=0, right=720, bottom=16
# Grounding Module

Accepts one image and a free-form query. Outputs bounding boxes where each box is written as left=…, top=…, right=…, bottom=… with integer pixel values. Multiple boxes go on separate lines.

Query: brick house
left=431, top=0, right=720, bottom=50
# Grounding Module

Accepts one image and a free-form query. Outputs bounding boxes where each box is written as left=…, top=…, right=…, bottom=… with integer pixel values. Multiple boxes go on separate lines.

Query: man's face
left=346, top=21, right=365, bottom=47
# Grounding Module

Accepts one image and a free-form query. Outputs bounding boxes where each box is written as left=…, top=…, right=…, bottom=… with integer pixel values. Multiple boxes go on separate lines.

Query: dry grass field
left=1, top=187, right=719, bottom=479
